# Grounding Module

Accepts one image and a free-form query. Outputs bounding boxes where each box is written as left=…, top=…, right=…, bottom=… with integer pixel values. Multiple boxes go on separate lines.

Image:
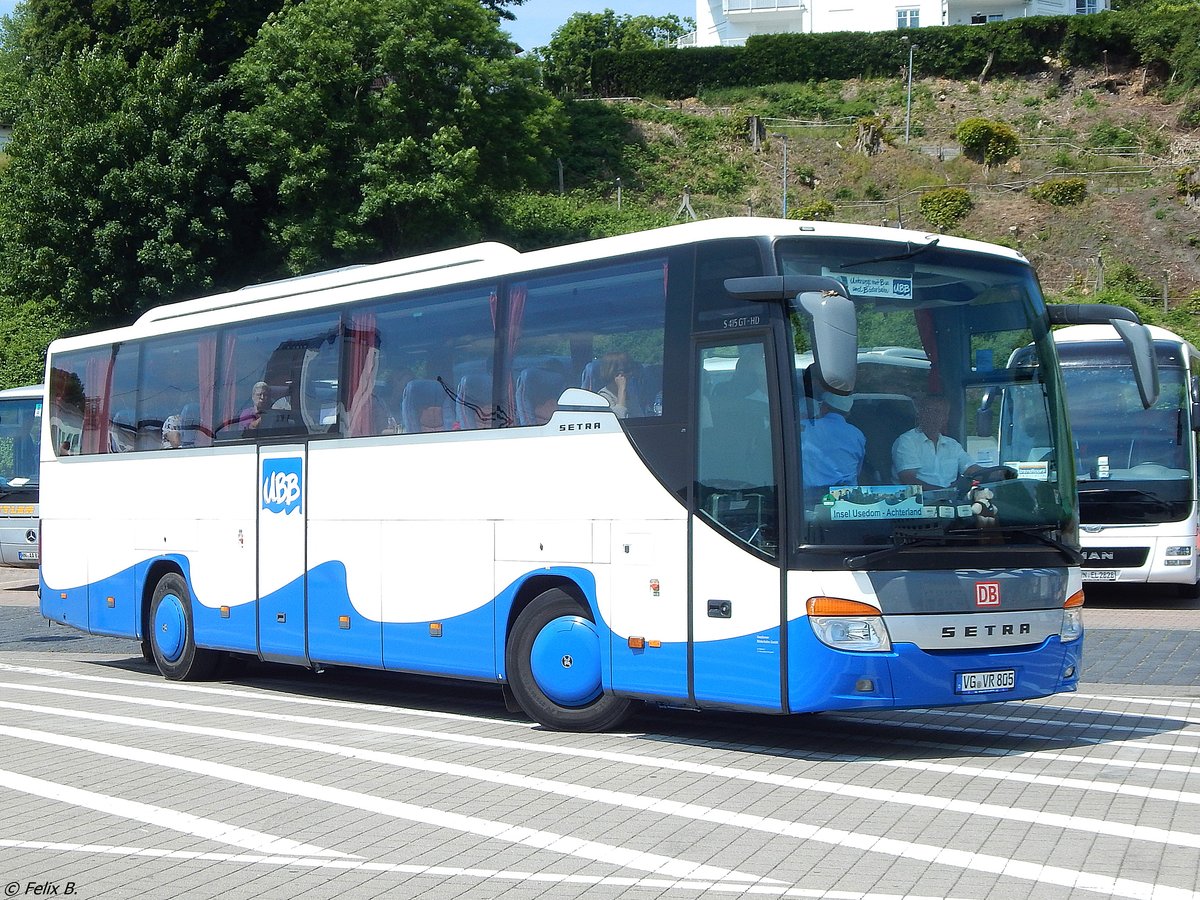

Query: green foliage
left=0, top=37, right=236, bottom=327
left=1030, top=177, right=1088, bottom=206
left=955, top=117, right=1020, bottom=166
left=487, top=192, right=672, bottom=250
left=539, top=9, right=693, bottom=95
left=16, top=0, right=286, bottom=73
left=1179, top=94, right=1200, bottom=129
left=1176, top=166, right=1200, bottom=198
left=788, top=198, right=834, bottom=221
left=918, top=187, right=973, bottom=231
left=227, top=0, right=562, bottom=275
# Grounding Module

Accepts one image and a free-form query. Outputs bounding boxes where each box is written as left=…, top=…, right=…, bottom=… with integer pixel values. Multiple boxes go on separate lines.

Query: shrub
left=789, top=198, right=834, bottom=221
left=1029, top=177, right=1087, bottom=206
left=918, top=187, right=973, bottom=231
left=1179, top=94, right=1200, bottom=130
left=955, top=117, right=1020, bottom=166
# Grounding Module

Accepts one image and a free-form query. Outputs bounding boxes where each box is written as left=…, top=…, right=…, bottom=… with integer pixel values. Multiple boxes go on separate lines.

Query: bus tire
left=506, top=589, right=632, bottom=732
left=148, top=572, right=218, bottom=681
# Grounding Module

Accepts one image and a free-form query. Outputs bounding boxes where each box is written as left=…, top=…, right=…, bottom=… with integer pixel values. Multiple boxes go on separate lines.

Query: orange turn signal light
left=806, top=596, right=882, bottom=617
left=1064, top=590, right=1085, bottom=608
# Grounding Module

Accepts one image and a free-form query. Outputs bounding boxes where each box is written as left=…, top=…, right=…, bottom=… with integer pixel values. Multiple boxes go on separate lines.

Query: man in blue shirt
left=801, top=391, right=866, bottom=506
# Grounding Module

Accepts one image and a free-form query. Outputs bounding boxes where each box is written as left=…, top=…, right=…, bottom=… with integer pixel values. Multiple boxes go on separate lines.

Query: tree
left=15, top=0, right=287, bottom=73
left=539, top=9, right=695, bottom=96
left=227, top=0, right=563, bottom=275
left=481, top=0, right=527, bottom=23
left=0, top=36, right=240, bottom=330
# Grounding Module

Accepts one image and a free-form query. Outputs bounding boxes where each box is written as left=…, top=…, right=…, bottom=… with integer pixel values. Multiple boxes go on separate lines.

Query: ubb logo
left=262, top=458, right=303, bottom=515
left=892, top=279, right=913, bottom=298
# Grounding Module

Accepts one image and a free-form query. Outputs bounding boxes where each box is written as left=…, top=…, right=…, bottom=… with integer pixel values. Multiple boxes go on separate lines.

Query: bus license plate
left=956, top=669, right=1016, bottom=695
left=17, top=551, right=37, bottom=562
left=1082, top=569, right=1119, bottom=582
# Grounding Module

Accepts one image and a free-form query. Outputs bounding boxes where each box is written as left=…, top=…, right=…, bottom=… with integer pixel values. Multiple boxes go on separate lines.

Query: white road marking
left=0, top=768, right=354, bottom=858
left=0, top=703, right=1195, bottom=900
left=0, top=839, right=979, bottom=900
left=0, top=723, right=776, bottom=886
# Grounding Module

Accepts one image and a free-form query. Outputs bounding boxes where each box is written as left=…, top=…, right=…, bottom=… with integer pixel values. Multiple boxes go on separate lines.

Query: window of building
left=897, top=8, right=919, bottom=28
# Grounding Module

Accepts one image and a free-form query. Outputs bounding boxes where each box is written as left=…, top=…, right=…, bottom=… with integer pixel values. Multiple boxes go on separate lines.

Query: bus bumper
left=787, top=620, right=1080, bottom=713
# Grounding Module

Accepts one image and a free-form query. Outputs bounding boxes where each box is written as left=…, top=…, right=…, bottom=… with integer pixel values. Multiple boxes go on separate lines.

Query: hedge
left=591, top=8, right=1200, bottom=100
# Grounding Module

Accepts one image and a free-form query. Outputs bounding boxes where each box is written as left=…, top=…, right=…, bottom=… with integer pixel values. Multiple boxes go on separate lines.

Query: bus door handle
left=707, top=599, right=732, bottom=618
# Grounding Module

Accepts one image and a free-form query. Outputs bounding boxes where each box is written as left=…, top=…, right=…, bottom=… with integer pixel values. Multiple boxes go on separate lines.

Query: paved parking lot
left=1, top=569, right=1197, bottom=899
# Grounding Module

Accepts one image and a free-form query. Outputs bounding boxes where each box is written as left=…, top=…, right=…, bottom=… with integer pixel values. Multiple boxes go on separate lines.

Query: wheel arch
left=140, top=558, right=186, bottom=643
left=497, top=567, right=602, bottom=682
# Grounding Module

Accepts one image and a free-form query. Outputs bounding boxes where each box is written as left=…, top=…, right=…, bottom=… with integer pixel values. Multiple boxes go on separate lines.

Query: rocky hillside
left=577, top=65, right=1200, bottom=314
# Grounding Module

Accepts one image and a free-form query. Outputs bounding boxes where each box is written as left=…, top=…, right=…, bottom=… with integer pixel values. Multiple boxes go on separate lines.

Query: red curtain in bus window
left=503, top=284, right=526, bottom=425
left=345, top=312, right=378, bottom=437
left=82, top=351, right=112, bottom=455
left=219, top=331, right=239, bottom=437
left=197, top=335, right=216, bottom=447
left=915, top=308, right=942, bottom=394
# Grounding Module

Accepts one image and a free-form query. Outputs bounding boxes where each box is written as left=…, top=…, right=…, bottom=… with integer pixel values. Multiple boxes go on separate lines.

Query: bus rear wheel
left=506, top=589, right=632, bottom=732
left=148, top=572, right=218, bottom=681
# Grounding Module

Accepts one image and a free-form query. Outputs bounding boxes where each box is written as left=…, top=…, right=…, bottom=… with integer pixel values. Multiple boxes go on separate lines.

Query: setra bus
left=1050, top=324, right=1199, bottom=596
left=0, top=384, right=43, bottom=567
left=39, top=219, right=1155, bottom=730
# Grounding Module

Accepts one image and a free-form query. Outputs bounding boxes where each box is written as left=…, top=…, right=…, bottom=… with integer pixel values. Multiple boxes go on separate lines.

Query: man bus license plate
left=956, top=669, right=1016, bottom=694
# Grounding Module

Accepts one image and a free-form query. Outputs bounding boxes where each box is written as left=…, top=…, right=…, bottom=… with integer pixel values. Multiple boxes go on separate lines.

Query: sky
left=0, top=1, right=698, bottom=54
left=502, top=0, right=696, bottom=53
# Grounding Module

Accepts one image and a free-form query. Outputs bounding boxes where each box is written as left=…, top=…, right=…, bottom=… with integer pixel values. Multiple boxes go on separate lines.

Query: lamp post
left=902, top=36, right=916, bottom=144
left=771, top=133, right=788, bottom=218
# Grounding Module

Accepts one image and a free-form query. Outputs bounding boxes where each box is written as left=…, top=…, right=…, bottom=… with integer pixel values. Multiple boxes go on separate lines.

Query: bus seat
left=455, top=374, right=493, bottom=430
left=516, top=367, right=567, bottom=425
left=400, top=379, right=453, bottom=433
left=846, top=394, right=916, bottom=484
left=638, top=363, right=663, bottom=415
left=180, top=403, right=201, bottom=448
left=580, top=360, right=601, bottom=392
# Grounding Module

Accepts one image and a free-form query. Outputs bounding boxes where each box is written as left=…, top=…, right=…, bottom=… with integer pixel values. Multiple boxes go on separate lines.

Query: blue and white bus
left=40, top=219, right=1154, bottom=730
left=1051, top=324, right=1200, bottom=596
left=0, top=384, right=43, bottom=567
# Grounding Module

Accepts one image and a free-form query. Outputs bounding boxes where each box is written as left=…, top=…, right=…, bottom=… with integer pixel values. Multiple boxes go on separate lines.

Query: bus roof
left=0, top=384, right=44, bottom=401
left=1053, top=323, right=1196, bottom=352
left=53, top=218, right=1031, bottom=354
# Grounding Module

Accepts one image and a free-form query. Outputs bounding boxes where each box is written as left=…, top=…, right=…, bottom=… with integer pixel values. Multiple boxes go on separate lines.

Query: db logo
left=261, top=458, right=303, bottom=514
left=975, top=581, right=1001, bottom=607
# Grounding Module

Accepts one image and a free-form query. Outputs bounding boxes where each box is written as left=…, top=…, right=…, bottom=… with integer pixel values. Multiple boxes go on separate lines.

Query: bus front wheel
left=148, top=572, right=218, bottom=681
left=506, top=589, right=632, bottom=732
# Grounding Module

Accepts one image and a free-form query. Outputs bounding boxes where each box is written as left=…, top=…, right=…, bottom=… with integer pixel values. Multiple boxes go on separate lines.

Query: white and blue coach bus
left=39, top=219, right=1155, bottom=731
left=0, top=383, right=44, bottom=567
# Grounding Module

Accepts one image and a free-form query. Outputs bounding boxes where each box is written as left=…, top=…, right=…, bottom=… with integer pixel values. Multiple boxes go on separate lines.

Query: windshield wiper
left=844, top=523, right=1080, bottom=569
left=839, top=238, right=939, bottom=269
left=844, top=526, right=970, bottom=569
left=973, top=525, right=1082, bottom=565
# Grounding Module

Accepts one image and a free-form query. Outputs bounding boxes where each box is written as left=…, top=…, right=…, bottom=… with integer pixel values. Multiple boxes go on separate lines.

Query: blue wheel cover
left=529, top=615, right=603, bottom=707
left=153, top=593, right=186, bottom=662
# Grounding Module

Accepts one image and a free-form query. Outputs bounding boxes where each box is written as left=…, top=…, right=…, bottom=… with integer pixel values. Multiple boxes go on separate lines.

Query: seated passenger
left=161, top=414, right=182, bottom=449
left=594, top=351, right=632, bottom=419
left=521, top=368, right=567, bottom=426
left=238, top=381, right=270, bottom=434
left=800, top=392, right=865, bottom=505
left=892, top=395, right=981, bottom=489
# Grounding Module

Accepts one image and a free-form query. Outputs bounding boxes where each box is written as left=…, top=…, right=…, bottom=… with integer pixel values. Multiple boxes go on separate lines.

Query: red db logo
left=975, top=581, right=1001, bottom=607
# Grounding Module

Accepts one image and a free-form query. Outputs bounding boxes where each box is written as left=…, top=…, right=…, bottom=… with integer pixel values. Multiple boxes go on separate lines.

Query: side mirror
left=796, top=290, right=857, bottom=393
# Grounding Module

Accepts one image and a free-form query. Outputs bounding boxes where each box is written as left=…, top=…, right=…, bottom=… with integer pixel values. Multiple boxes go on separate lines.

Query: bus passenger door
left=257, top=444, right=309, bottom=665
left=691, top=340, right=785, bottom=712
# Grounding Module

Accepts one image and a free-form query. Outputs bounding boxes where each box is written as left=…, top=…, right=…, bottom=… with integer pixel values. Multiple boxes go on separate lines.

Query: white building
left=683, top=0, right=1110, bottom=48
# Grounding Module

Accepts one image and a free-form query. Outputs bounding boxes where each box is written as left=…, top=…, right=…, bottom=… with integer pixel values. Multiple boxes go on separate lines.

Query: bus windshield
left=0, top=393, right=42, bottom=494
left=1059, top=343, right=1192, bottom=524
left=778, top=237, right=1072, bottom=552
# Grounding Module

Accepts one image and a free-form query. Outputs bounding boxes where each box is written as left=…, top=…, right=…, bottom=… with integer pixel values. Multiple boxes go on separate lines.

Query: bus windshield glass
left=1059, top=343, right=1192, bottom=524
left=777, top=237, right=1072, bottom=551
left=0, top=394, right=42, bottom=495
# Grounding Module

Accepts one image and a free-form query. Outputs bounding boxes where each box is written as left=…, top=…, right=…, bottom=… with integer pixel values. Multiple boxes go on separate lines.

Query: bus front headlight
left=807, top=597, right=892, bottom=652
left=1060, top=590, right=1084, bottom=642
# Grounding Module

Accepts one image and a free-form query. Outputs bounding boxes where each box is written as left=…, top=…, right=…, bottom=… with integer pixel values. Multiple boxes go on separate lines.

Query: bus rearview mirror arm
left=1048, top=303, right=1159, bottom=409
left=724, top=276, right=858, bottom=394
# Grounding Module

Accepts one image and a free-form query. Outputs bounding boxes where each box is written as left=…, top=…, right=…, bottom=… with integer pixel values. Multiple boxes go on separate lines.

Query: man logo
left=975, top=581, right=1001, bottom=607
